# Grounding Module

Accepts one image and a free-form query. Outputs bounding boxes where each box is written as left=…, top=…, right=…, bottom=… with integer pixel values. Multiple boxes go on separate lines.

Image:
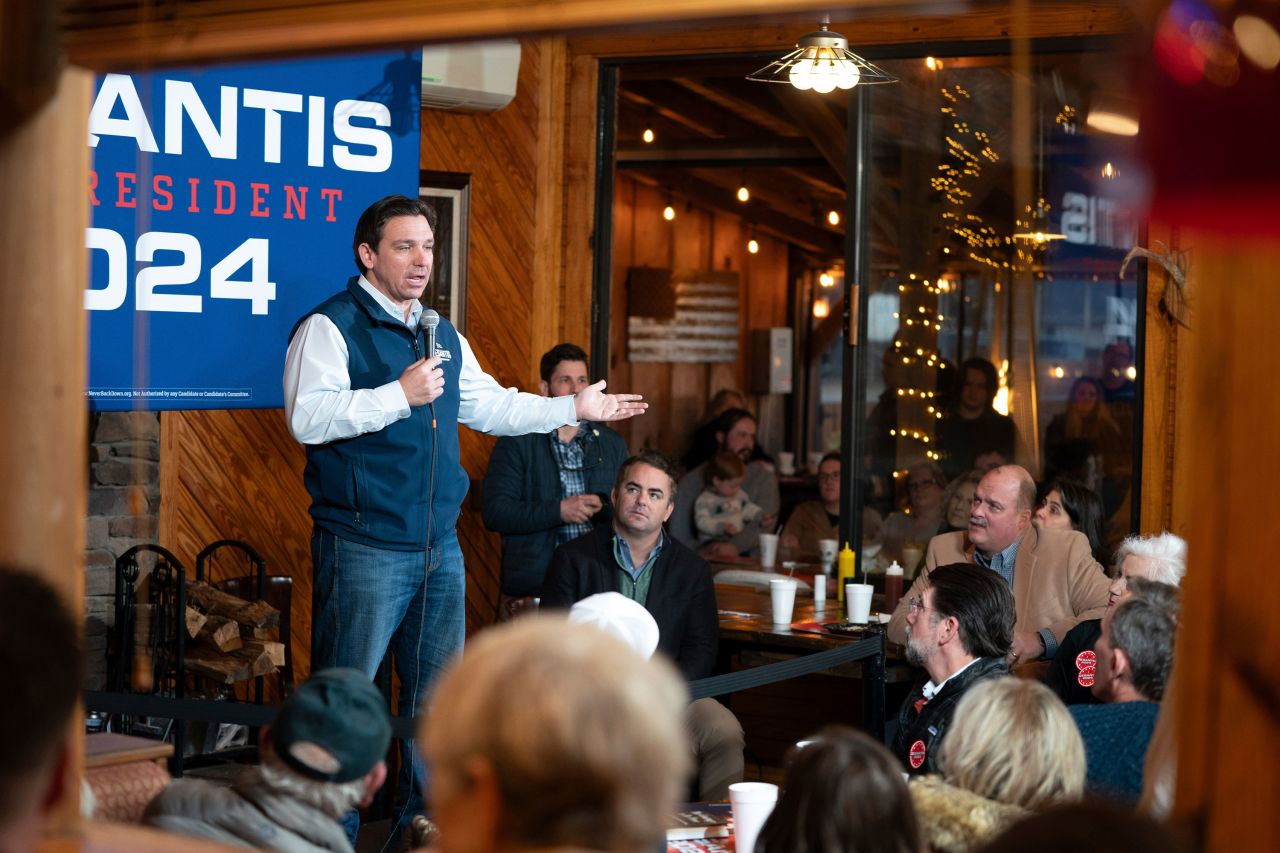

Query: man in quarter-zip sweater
left=283, top=195, right=646, bottom=836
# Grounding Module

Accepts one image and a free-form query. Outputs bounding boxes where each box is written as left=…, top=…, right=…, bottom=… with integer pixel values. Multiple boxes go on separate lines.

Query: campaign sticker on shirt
left=909, top=739, right=927, bottom=769
left=1077, top=664, right=1096, bottom=688
left=1075, top=650, right=1096, bottom=670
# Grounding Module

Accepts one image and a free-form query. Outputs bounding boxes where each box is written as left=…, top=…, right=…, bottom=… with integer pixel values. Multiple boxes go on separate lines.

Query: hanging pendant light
left=747, top=18, right=897, bottom=92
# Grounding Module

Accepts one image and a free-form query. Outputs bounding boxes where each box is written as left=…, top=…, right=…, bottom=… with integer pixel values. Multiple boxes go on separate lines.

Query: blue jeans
left=311, top=527, right=467, bottom=844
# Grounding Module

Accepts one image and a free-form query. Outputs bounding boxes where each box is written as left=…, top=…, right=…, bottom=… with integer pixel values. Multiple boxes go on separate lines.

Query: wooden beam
left=617, top=137, right=824, bottom=166
left=0, top=63, right=91, bottom=835
left=622, top=80, right=771, bottom=139
left=632, top=168, right=841, bottom=257
left=62, top=0, right=904, bottom=70
left=770, top=86, right=848, bottom=183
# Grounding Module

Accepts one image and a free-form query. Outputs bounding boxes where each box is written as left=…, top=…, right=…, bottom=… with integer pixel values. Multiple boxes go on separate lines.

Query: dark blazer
left=541, top=525, right=718, bottom=682
left=481, top=423, right=628, bottom=597
left=892, top=655, right=1009, bottom=776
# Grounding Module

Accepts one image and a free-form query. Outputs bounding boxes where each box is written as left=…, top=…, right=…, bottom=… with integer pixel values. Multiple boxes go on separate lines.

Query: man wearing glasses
left=891, top=562, right=1015, bottom=775
left=887, top=464, right=1110, bottom=664
left=482, top=343, right=629, bottom=607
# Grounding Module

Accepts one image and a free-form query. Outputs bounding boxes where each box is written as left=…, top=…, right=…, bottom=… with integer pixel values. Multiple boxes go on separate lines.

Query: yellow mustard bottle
left=836, top=542, right=857, bottom=603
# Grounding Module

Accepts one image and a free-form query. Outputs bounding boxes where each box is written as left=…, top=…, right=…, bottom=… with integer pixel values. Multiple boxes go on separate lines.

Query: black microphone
left=422, top=308, right=440, bottom=360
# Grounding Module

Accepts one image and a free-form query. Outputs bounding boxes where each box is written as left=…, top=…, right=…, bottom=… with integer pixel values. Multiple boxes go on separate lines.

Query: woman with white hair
left=1044, top=532, right=1186, bottom=706
left=909, top=678, right=1086, bottom=853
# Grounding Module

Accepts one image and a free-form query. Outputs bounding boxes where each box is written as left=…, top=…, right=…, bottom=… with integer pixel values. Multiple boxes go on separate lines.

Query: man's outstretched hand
left=574, top=380, right=647, bottom=422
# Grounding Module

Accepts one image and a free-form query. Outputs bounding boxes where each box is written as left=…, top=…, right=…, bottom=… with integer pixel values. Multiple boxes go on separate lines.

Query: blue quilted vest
left=294, top=277, right=467, bottom=551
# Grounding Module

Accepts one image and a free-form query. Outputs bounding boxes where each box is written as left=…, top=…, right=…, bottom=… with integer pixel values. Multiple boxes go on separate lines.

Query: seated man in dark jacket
left=893, top=562, right=1015, bottom=776
left=482, top=342, right=628, bottom=603
left=145, top=668, right=391, bottom=853
left=541, top=450, right=743, bottom=800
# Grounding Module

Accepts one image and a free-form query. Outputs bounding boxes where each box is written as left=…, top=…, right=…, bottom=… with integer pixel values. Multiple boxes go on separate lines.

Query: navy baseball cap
left=272, top=667, right=392, bottom=783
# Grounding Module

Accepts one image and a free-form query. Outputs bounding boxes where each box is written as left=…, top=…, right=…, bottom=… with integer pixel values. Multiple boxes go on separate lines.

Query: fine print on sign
left=85, top=50, right=422, bottom=411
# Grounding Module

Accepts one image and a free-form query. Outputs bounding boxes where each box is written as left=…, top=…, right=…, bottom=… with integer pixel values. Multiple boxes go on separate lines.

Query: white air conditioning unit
left=421, top=40, right=521, bottom=112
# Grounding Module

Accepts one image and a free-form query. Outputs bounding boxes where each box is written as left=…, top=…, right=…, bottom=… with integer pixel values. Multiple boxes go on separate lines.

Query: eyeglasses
left=907, top=596, right=934, bottom=615
left=817, top=472, right=841, bottom=482
left=908, top=479, right=938, bottom=490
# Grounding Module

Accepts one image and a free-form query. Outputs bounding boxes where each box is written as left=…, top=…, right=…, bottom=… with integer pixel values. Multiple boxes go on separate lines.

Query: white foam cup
left=758, top=533, right=780, bottom=569
left=846, top=583, right=874, bottom=624
left=729, top=782, right=778, bottom=853
left=769, top=578, right=798, bottom=626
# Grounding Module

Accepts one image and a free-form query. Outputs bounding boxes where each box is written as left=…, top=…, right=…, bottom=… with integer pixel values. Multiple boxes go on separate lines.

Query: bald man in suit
left=888, top=464, right=1110, bottom=664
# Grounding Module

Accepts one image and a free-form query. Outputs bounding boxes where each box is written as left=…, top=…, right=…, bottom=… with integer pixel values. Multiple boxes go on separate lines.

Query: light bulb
left=811, top=61, right=838, bottom=94
left=663, top=205, right=675, bottom=221
left=835, top=59, right=861, bottom=89
left=827, top=210, right=840, bottom=226
left=747, top=239, right=759, bottom=254
left=737, top=186, right=750, bottom=202
left=642, top=128, right=654, bottom=144
left=789, top=56, right=815, bottom=90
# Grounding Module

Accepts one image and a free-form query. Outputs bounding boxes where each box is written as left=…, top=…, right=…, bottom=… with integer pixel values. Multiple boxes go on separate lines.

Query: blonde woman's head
left=939, top=677, right=1085, bottom=810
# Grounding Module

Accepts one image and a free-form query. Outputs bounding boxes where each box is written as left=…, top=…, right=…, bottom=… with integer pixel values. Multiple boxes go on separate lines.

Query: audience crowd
left=11, top=341, right=1192, bottom=853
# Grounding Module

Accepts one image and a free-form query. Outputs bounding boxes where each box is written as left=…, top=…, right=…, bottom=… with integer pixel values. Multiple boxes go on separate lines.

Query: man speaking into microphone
left=283, top=194, right=646, bottom=834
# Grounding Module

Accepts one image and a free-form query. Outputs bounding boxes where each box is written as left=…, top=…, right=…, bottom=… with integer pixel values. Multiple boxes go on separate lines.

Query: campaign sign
left=86, top=50, right=421, bottom=410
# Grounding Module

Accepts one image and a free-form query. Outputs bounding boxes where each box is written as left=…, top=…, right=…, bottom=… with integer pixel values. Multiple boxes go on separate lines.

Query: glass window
left=855, top=49, right=1144, bottom=569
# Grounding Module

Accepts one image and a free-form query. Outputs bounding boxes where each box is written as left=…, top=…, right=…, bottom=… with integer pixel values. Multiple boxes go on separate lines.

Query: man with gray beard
left=891, top=563, right=1015, bottom=776
left=145, top=668, right=391, bottom=852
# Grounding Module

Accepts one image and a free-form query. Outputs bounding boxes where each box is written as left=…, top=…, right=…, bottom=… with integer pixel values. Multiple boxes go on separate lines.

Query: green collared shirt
left=612, top=531, right=664, bottom=606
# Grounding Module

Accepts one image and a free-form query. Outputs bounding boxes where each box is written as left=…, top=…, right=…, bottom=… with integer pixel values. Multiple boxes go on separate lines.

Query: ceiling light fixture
left=737, top=186, right=750, bottom=202
left=827, top=210, right=841, bottom=226
left=747, top=17, right=897, bottom=93
left=747, top=238, right=759, bottom=254
left=642, top=128, right=655, bottom=143
left=663, top=204, right=676, bottom=221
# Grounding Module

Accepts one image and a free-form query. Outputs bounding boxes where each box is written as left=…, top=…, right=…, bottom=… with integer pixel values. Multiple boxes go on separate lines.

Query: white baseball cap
left=567, top=592, right=660, bottom=660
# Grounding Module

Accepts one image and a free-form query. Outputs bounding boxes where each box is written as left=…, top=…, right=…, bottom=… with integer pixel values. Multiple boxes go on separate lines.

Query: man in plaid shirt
left=482, top=343, right=629, bottom=608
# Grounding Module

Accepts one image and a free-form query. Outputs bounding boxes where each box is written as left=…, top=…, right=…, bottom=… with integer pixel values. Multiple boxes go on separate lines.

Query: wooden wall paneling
left=421, top=39, right=552, bottom=632
left=159, top=410, right=313, bottom=683
left=562, top=53, right=602, bottom=353
left=532, top=37, right=571, bottom=379
left=1166, top=231, right=1280, bottom=849
left=1138, top=221, right=1181, bottom=534
left=0, top=64, right=92, bottom=835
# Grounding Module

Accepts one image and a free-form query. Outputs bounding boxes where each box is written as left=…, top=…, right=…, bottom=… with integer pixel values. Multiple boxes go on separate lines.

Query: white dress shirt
left=283, top=276, right=576, bottom=444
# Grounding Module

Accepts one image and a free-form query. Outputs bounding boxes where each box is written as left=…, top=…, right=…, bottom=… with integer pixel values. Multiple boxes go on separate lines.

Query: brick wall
left=85, top=411, right=161, bottom=690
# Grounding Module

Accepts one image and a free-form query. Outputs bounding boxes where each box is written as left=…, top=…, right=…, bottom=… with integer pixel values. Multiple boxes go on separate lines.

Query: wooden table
left=705, top=583, right=891, bottom=742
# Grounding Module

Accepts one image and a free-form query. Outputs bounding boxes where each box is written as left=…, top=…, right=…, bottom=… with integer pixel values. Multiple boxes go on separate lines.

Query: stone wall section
left=85, top=411, right=161, bottom=690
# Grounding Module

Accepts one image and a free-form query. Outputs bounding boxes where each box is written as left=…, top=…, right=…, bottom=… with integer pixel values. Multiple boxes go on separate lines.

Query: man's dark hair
left=958, top=358, right=999, bottom=407
left=1110, top=578, right=1181, bottom=701
left=820, top=450, right=841, bottom=466
left=614, top=450, right=680, bottom=500
left=712, top=407, right=755, bottom=445
left=539, top=343, right=589, bottom=383
left=0, top=569, right=83, bottom=824
left=351, top=194, right=438, bottom=275
left=926, top=562, right=1015, bottom=659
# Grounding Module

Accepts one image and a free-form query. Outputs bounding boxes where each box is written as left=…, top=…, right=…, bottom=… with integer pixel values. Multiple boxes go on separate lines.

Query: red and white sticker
left=909, top=739, right=927, bottom=769
left=1075, top=650, right=1097, bottom=688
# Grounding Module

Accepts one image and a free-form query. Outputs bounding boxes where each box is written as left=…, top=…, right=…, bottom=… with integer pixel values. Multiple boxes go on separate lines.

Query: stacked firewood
left=182, top=581, right=285, bottom=684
